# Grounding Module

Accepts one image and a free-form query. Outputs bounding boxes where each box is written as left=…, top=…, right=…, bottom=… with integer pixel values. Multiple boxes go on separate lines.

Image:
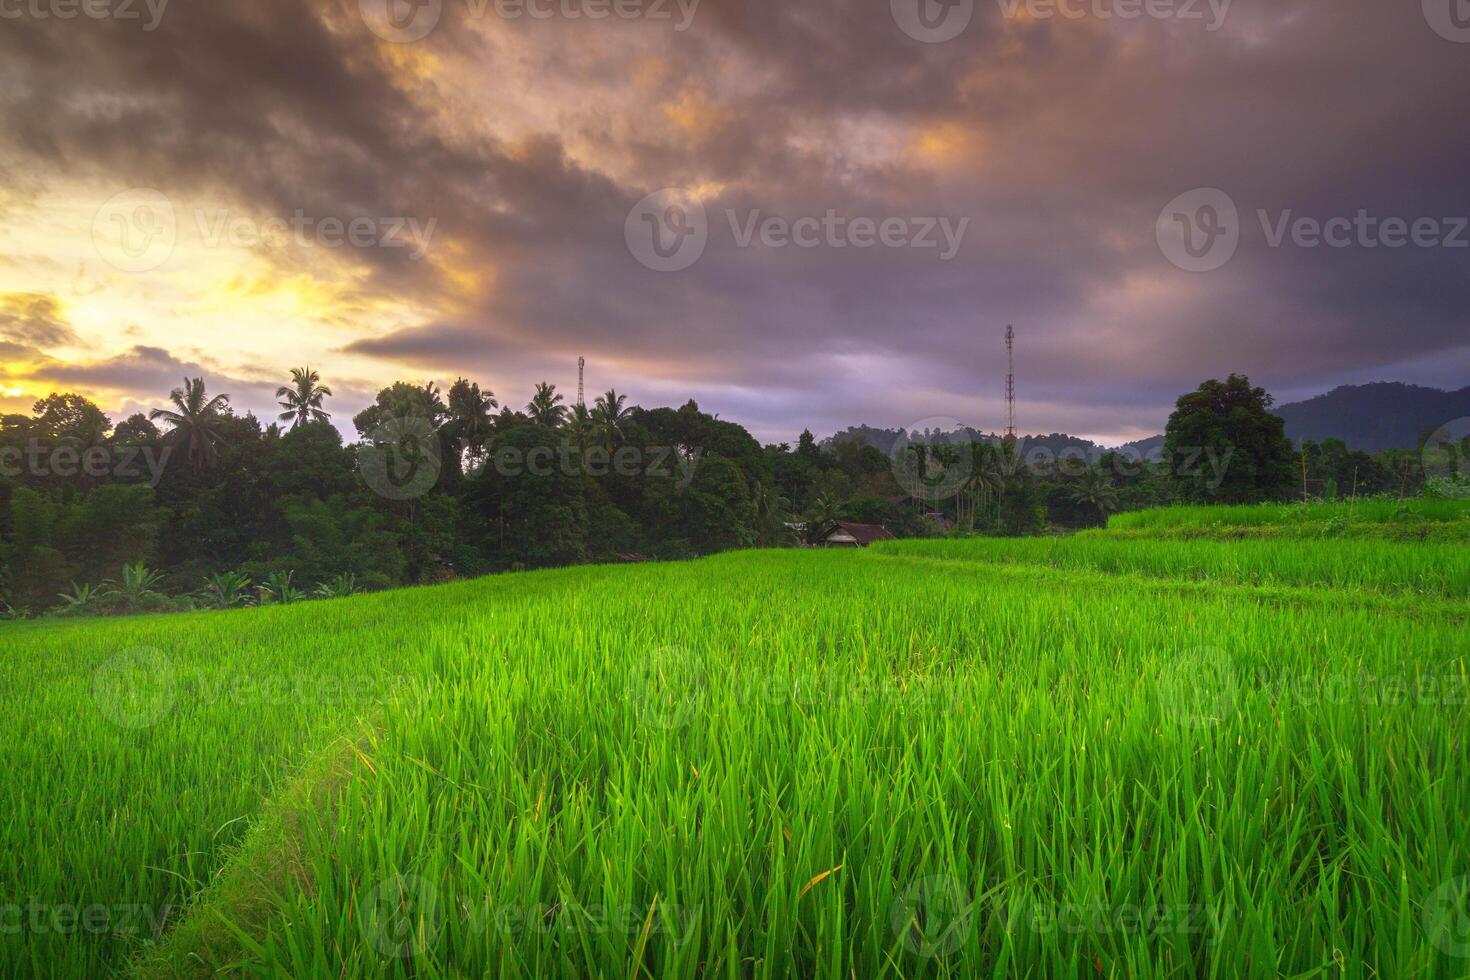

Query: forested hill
left=1275, top=383, right=1470, bottom=451
left=822, top=382, right=1469, bottom=457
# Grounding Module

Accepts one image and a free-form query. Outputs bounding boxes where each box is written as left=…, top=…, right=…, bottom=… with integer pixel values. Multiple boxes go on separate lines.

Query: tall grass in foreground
left=2, top=524, right=1468, bottom=977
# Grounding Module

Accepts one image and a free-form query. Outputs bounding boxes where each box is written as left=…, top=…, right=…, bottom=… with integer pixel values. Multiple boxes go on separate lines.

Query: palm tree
left=447, top=378, right=498, bottom=475
left=592, top=388, right=633, bottom=450
left=276, top=367, right=333, bottom=428
left=526, top=382, right=567, bottom=428
left=150, top=377, right=230, bottom=473
left=804, top=491, right=846, bottom=545
left=1070, top=470, right=1120, bottom=525
left=566, top=403, right=595, bottom=456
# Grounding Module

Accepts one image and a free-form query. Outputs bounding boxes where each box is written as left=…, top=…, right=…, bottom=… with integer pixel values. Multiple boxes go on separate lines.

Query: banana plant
left=201, top=571, right=254, bottom=609
left=258, top=570, right=305, bottom=606
left=103, top=562, right=165, bottom=612
left=56, top=582, right=109, bottom=613
left=314, top=573, right=359, bottom=599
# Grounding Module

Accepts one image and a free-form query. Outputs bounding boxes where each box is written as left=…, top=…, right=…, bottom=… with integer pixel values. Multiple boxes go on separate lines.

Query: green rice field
left=3, top=502, right=1469, bottom=977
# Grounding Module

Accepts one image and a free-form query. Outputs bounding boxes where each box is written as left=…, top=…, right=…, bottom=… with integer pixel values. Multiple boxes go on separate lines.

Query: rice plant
left=1, top=503, right=1467, bottom=978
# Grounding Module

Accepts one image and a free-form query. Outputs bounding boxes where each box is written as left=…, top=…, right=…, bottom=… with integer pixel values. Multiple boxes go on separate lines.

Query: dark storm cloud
left=2, top=0, right=1467, bottom=440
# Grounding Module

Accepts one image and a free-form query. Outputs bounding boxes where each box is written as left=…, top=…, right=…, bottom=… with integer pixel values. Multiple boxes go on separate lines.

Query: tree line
left=0, top=371, right=1445, bottom=618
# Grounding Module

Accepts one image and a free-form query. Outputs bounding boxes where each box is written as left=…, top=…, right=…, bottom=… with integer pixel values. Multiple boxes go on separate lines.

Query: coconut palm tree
left=566, top=403, right=596, bottom=456
left=526, top=382, right=567, bottom=428
left=447, top=378, right=498, bottom=474
left=804, top=491, right=846, bottom=545
left=592, top=388, right=633, bottom=449
left=276, top=367, right=333, bottom=428
left=1070, top=469, right=1121, bottom=525
left=149, top=377, right=230, bottom=473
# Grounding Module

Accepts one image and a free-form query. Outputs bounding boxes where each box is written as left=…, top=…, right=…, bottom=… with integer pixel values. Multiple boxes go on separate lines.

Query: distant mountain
left=1275, top=382, right=1470, bottom=452
left=1116, top=434, right=1166, bottom=459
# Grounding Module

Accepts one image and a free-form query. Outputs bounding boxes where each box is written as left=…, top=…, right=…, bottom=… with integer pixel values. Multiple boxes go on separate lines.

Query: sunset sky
left=1, top=0, right=1467, bottom=445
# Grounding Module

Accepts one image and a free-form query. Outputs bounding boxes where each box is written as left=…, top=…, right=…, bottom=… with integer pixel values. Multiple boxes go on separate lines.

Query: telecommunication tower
left=1005, top=325, right=1017, bottom=442
left=577, top=356, right=586, bottom=407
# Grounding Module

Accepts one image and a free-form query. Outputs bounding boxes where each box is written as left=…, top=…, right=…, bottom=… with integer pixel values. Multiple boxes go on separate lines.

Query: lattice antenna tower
left=1005, top=325, right=1017, bottom=442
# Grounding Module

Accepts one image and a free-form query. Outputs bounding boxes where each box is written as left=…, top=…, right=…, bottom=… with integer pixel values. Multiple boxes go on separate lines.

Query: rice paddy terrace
left=3, top=500, right=1468, bottom=977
